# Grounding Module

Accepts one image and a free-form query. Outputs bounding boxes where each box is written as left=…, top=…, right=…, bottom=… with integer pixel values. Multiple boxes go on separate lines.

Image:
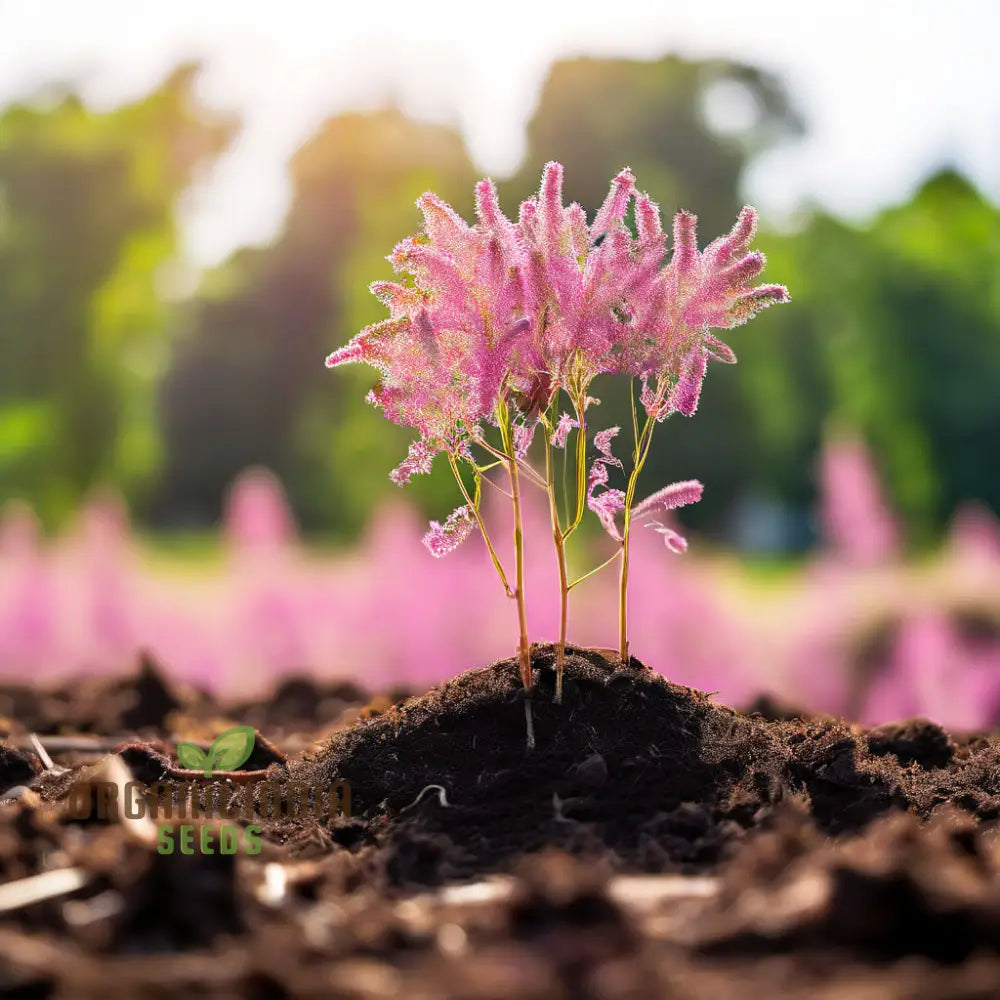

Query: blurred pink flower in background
left=70, top=491, right=138, bottom=669
left=1, top=433, right=1000, bottom=730
left=948, top=502, right=1000, bottom=567
left=861, top=613, right=1000, bottom=730
left=224, top=466, right=297, bottom=550
left=819, top=433, right=900, bottom=566
left=223, top=470, right=311, bottom=689
left=0, top=502, right=57, bottom=675
left=770, top=432, right=1000, bottom=727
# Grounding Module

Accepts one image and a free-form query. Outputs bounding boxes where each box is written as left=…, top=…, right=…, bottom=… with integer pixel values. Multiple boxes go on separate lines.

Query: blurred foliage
left=0, top=65, right=234, bottom=525
left=731, top=171, right=1000, bottom=545
left=608, top=172, right=1000, bottom=548
left=2, top=54, right=998, bottom=547
left=158, top=110, right=476, bottom=532
left=503, top=55, right=803, bottom=238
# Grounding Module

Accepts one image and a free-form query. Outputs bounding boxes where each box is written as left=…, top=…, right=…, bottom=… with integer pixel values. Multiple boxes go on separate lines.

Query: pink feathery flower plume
left=422, top=505, right=475, bottom=558
left=550, top=412, right=579, bottom=449
left=515, top=162, right=647, bottom=392
left=585, top=427, right=628, bottom=539
left=326, top=176, right=537, bottom=555
left=513, top=420, right=539, bottom=459
left=389, top=440, right=435, bottom=487
left=325, top=162, right=786, bottom=565
left=620, top=204, right=789, bottom=419
left=326, top=180, right=531, bottom=488
left=630, top=480, right=705, bottom=552
left=585, top=428, right=703, bottom=549
left=510, top=165, right=787, bottom=421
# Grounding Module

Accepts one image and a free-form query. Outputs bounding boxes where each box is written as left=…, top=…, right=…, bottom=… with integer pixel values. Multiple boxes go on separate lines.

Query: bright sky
left=1, top=0, right=996, bottom=266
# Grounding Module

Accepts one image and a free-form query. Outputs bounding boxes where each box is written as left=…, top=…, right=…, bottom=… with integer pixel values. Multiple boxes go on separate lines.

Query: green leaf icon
left=176, top=742, right=208, bottom=771
left=203, top=725, right=256, bottom=776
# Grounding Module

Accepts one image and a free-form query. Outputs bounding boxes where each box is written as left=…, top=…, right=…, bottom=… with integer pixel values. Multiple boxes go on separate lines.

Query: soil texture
left=2, top=645, right=1000, bottom=998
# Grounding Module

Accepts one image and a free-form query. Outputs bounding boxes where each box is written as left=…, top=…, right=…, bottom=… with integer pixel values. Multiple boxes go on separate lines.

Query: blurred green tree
left=158, top=110, right=476, bottom=532
left=735, top=171, right=1000, bottom=544
left=0, top=65, right=234, bottom=524
left=504, top=55, right=803, bottom=237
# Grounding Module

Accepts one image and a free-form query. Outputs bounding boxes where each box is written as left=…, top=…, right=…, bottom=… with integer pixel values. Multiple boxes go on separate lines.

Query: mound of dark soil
left=5, top=648, right=1000, bottom=998
left=289, top=644, right=1000, bottom=887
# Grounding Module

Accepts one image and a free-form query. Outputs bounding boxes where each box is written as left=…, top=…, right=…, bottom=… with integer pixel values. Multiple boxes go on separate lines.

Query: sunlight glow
left=1, top=0, right=995, bottom=265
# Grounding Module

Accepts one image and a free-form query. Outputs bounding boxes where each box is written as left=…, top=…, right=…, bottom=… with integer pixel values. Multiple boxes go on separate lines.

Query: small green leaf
left=205, top=725, right=256, bottom=774
left=176, top=742, right=207, bottom=771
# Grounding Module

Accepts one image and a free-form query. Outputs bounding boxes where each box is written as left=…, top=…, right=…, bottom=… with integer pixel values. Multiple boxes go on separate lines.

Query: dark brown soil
left=0, top=740, right=41, bottom=792
left=290, top=644, right=1000, bottom=884
left=3, top=646, right=1000, bottom=998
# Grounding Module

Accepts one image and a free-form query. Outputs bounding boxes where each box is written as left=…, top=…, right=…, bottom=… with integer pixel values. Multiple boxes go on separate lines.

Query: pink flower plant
left=5, top=467, right=1000, bottom=732
left=326, top=162, right=788, bottom=741
left=819, top=433, right=900, bottom=566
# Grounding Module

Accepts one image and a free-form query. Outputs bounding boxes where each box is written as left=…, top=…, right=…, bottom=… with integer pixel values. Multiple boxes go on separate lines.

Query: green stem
left=619, top=414, right=656, bottom=663
left=497, top=404, right=535, bottom=748
left=475, top=437, right=548, bottom=489
left=561, top=431, right=570, bottom=526
left=568, top=548, right=622, bottom=589
left=479, top=474, right=513, bottom=500
left=544, top=421, right=569, bottom=703
left=448, top=454, right=513, bottom=598
left=561, top=395, right=588, bottom=541
left=630, top=378, right=640, bottom=454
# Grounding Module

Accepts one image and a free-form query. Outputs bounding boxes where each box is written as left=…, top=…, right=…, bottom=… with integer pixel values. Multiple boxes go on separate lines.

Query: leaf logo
left=175, top=726, right=256, bottom=778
